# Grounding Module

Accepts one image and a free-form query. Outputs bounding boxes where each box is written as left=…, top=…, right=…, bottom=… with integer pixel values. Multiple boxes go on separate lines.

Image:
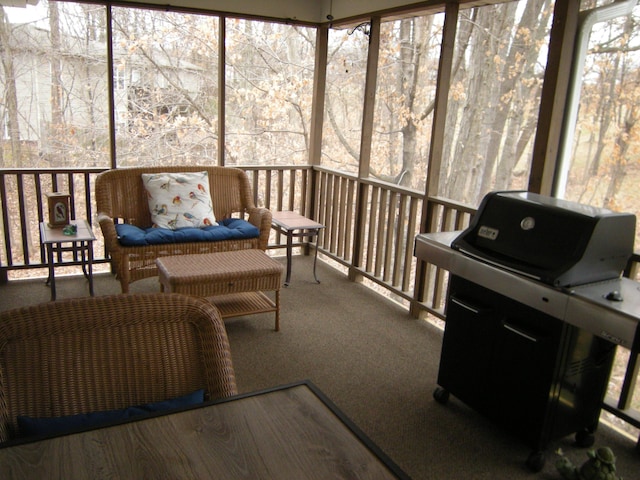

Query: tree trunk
left=440, top=9, right=475, bottom=198
left=604, top=110, right=634, bottom=209
left=397, top=18, right=420, bottom=187
left=491, top=0, right=551, bottom=192
left=445, top=7, right=507, bottom=204
left=50, top=2, right=64, bottom=130
left=589, top=55, right=619, bottom=177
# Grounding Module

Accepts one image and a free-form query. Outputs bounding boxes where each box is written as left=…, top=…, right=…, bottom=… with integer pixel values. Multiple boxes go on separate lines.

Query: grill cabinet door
left=437, top=275, right=615, bottom=451
left=437, top=275, right=564, bottom=450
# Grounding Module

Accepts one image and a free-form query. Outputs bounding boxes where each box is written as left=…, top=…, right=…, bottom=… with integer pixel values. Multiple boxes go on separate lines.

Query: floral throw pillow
left=142, top=171, right=217, bottom=230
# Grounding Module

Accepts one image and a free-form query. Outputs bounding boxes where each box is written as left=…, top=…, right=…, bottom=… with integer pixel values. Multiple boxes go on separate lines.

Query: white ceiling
left=115, top=0, right=428, bottom=24
left=1, top=0, right=499, bottom=24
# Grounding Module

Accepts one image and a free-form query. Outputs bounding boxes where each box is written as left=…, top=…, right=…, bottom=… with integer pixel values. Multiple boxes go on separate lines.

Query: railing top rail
left=312, top=165, right=358, bottom=179
left=427, top=196, right=477, bottom=215
left=239, top=165, right=313, bottom=172
left=0, top=166, right=312, bottom=175
left=359, top=175, right=423, bottom=197
left=0, top=167, right=107, bottom=175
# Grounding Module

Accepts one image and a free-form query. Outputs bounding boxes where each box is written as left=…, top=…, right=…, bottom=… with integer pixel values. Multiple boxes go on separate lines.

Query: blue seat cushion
left=17, top=389, right=204, bottom=438
left=116, top=218, right=260, bottom=246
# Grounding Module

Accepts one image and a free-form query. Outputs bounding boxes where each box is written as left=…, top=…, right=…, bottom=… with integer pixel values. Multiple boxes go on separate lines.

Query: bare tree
left=572, top=11, right=640, bottom=212
left=443, top=2, right=551, bottom=205
left=0, top=7, right=21, bottom=167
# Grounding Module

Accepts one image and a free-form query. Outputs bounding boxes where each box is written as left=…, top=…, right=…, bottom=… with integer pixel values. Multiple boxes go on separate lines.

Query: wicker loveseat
left=96, top=166, right=271, bottom=293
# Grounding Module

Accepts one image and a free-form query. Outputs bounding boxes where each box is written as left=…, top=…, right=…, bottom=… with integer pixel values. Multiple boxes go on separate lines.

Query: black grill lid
left=451, top=191, right=636, bottom=287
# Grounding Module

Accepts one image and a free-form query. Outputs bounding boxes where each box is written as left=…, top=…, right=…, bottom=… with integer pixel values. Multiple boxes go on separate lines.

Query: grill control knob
left=520, top=216, right=535, bottom=230
left=605, top=290, right=623, bottom=302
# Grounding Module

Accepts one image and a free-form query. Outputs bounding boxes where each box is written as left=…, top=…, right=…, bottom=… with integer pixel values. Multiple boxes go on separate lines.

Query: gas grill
left=451, top=191, right=635, bottom=288
left=414, top=191, right=638, bottom=472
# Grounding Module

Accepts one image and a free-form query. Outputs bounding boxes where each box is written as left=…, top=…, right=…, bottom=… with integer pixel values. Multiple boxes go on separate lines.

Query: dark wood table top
left=0, top=381, right=409, bottom=479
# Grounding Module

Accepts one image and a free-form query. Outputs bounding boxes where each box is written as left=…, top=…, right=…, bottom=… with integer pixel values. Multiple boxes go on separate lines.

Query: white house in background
left=2, top=19, right=204, bottom=147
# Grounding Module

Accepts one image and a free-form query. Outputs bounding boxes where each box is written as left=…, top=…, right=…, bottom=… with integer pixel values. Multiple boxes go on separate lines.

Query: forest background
left=0, top=0, right=638, bottom=224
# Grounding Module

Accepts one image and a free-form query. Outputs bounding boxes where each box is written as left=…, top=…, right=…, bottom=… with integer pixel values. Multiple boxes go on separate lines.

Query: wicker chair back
left=0, top=293, right=237, bottom=442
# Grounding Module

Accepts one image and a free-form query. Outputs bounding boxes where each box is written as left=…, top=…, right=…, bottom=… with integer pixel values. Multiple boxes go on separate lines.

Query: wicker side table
left=156, top=250, right=284, bottom=331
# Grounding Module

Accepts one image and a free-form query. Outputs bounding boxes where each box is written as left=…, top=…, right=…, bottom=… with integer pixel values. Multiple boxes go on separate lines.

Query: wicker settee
left=96, top=166, right=272, bottom=293
left=0, top=293, right=237, bottom=442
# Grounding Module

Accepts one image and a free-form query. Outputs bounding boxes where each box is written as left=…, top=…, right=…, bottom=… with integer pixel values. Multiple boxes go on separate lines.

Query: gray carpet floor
left=1, top=255, right=639, bottom=479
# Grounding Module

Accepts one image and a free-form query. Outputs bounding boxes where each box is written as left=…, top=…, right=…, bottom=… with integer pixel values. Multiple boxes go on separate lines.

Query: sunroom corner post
left=218, top=15, right=226, bottom=167
left=528, top=0, right=580, bottom=196
left=308, top=24, right=329, bottom=222
left=350, top=16, right=380, bottom=283
left=106, top=5, right=117, bottom=170
left=410, top=3, right=458, bottom=318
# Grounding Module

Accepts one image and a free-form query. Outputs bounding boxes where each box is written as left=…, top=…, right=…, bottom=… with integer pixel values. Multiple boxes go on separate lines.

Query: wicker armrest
left=248, top=207, right=273, bottom=251
left=97, top=212, right=119, bottom=247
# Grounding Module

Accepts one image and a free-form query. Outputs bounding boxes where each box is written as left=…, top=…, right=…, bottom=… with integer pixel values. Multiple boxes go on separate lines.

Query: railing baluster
left=328, top=172, right=335, bottom=253
left=264, top=170, right=273, bottom=211
left=276, top=170, right=284, bottom=212
left=382, top=191, right=395, bottom=283
left=34, top=173, right=46, bottom=265
left=300, top=169, right=308, bottom=217
left=366, top=186, right=379, bottom=274
left=84, top=173, right=93, bottom=226
left=392, top=194, right=407, bottom=287
left=287, top=170, right=296, bottom=212
left=250, top=170, right=260, bottom=207
left=344, top=178, right=356, bottom=262
left=402, top=197, right=419, bottom=292
left=0, top=174, right=12, bottom=274
left=17, top=174, right=31, bottom=266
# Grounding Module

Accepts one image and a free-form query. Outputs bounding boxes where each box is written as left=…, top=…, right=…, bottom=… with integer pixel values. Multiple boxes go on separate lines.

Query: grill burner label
left=600, top=330, right=624, bottom=346
left=478, top=225, right=499, bottom=240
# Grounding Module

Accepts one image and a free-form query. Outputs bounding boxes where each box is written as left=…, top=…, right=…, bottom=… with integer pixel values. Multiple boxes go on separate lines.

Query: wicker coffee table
left=156, top=250, right=284, bottom=331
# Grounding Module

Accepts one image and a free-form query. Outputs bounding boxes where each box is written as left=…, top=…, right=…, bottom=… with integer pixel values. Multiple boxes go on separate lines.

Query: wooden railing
left=242, top=166, right=425, bottom=304
left=413, top=196, right=476, bottom=318
left=0, top=166, right=638, bottom=447
left=0, top=168, right=106, bottom=282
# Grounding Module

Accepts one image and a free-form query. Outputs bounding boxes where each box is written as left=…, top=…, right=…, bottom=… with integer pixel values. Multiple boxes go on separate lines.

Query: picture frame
left=46, top=192, right=71, bottom=228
